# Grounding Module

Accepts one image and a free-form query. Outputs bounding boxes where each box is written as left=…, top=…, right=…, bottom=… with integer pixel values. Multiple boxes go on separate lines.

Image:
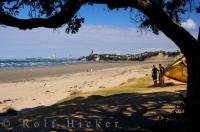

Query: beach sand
left=0, top=61, right=185, bottom=111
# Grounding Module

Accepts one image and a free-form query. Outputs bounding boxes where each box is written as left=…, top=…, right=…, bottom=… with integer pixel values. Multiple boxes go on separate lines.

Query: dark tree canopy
left=0, top=0, right=199, bottom=33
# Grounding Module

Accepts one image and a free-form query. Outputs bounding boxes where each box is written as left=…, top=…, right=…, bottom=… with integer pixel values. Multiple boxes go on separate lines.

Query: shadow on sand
left=0, top=90, right=185, bottom=131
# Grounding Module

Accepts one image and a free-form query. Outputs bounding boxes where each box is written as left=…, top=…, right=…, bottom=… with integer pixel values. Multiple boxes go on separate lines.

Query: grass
left=88, top=77, right=152, bottom=96
left=57, top=76, right=152, bottom=103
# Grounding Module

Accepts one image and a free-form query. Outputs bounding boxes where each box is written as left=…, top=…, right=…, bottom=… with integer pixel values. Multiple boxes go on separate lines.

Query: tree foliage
left=0, top=0, right=199, bottom=34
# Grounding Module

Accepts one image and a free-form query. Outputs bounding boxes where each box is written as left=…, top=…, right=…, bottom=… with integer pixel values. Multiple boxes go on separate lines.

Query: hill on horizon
left=80, top=50, right=182, bottom=62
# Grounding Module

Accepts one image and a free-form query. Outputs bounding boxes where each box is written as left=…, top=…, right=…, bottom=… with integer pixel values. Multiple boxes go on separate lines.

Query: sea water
left=0, top=58, right=80, bottom=69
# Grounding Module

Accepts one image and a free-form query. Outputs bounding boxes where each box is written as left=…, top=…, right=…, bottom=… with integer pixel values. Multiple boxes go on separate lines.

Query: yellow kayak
left=164, top=56, right=187, bottom=83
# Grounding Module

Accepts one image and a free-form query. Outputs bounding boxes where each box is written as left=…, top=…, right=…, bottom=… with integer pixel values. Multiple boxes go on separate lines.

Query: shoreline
left=0, top=61, right=170, bottom=83
left=0, top=61, right=138, bottom=83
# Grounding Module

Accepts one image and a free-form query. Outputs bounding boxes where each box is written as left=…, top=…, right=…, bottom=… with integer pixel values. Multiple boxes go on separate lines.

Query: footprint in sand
left=41, top=83, right=52, bottom=87
left=99, top=86, right=106, bottom=88
left=73, top=85, right=78, bottom=88
left=2, top=99, right=13, bottom=103
left=45, top=90, right=54, bottom=94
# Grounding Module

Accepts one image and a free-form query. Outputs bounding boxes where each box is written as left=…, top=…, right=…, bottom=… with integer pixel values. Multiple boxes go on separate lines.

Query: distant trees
left=83, top=51, right=181, bottom=61
left=0, top=0, right=200, bottom=131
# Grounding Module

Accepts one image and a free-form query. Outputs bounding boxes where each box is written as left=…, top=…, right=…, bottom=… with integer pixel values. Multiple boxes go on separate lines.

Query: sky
left=0, top=4, right=199, bottom=59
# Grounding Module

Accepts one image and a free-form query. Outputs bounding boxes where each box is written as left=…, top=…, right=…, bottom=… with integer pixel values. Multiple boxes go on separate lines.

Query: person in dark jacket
left=152, top=65, right=159, bottom=86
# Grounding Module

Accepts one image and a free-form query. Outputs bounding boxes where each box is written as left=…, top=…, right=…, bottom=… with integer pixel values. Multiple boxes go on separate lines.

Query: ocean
left=0, top=58, right=80, bottom=69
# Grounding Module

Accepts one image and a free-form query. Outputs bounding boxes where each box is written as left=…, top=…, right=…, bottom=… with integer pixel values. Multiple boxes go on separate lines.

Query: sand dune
left=145, top=53, right=183, bottom=62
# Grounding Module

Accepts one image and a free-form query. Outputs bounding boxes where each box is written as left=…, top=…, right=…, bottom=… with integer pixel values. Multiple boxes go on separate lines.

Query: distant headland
left=79, top=50, right=181, bottom=62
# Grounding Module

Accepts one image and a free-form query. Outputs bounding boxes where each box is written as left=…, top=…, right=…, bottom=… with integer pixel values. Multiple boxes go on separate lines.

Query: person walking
left=159, top=64, right=165, bottom=86
left=152, top=65, right=159, bottom=86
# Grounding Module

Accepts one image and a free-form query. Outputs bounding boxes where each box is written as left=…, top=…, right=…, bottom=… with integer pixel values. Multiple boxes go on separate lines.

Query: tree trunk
left=185, top=51, right=200, bottom=132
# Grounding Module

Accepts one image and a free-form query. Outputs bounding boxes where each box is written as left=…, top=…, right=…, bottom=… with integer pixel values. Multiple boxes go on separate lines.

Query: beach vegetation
left=57, top=77, right=151, bottom=103
left=82, top=50, right=181, bottom=61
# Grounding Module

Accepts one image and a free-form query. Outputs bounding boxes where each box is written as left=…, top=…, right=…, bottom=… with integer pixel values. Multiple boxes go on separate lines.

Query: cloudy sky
left=0, top=4, right=199, bottom=59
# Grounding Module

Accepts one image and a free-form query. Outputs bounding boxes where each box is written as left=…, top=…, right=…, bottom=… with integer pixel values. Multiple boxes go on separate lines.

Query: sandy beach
left=0, top=61, right=185, bottom=112
left=0, top=61, right=187, bottom=131
left=0, top=62, right=148, bottom=110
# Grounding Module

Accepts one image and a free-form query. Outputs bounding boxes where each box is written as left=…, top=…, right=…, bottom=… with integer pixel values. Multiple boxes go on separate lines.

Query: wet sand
left=0, top=62, right=141, bottom=83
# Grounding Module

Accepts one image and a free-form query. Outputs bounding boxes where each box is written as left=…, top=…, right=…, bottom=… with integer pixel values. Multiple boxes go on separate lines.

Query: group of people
left=152, top=64, right=165, bottom=86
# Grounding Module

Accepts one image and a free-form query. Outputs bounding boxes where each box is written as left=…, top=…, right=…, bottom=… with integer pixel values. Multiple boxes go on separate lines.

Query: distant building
left=80, top=57, right=87, bottom=61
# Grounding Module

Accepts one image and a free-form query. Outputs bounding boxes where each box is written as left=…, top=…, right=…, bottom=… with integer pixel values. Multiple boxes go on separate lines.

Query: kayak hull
left=164, top=57, right=187, bottom=83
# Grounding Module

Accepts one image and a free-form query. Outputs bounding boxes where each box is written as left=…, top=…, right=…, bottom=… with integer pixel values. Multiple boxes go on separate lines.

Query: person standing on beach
left=152, top=65, right=159, bottom=86
left=159, top=64, right=165, bottom=86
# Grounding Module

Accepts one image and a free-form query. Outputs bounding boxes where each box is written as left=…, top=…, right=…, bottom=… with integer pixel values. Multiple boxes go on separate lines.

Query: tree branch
left=87, top=0, right=199, bottom=55
left=198, top=27, right=200, bottom=42
left=139, top=1, right=199, bottom=55
left=0, top=0, right=83, bottom=29
left=0, top=0, right=144, bottom=30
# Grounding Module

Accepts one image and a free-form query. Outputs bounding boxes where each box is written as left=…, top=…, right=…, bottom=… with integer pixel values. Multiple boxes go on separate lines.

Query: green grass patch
left=57, top=76, right=152, bottom=104
left=89, top=77, right=152, bottom=96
